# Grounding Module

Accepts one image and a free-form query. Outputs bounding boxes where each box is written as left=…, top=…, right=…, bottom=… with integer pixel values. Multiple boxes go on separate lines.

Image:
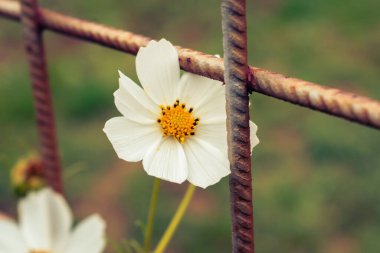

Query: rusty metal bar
left=1, top=0, right=380, bottom=130
left=222, top=0, right=254, bottom=252
left=20, top=0, right=63, bottom=193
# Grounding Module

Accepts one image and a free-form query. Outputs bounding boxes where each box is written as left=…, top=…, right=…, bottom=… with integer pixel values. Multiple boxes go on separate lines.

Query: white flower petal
left=196, top=88, right=226, bottom=124
left=48, top=191, right=72, bottom=252
left=183, top=137, right=230, bottom=188
left=249, top=120, right=260, bottom=150
left=103, top=117, right=162, bottom=162
left=63, top=214, right=105, bottom=253
left=19, top=188, right=72, bottom=250
left=0, top=219, right=28, bottom=252
left=18, top=191, right=50, bottom=249
left=197, top=120, right=258, bottom=154
left=195, top=122, right=228, bottom=154
left=143, top=137, right=188, bottom=183
left=136, top=39, right=180, bottom=105
left=178, top=72, right=224, bottom=112
left=115, top=71, right=160, bottom=124
left=178, top=73, right=226, bottom=124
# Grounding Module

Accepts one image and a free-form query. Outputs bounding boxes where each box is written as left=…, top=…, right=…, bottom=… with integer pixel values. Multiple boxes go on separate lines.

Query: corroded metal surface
left=1, top=0, right=379, bottom=129
left=222, top=0, right=254, bottom=252
left=0, top=0, right=19, bottom=20
left=20, top=0, right=63, bottom=193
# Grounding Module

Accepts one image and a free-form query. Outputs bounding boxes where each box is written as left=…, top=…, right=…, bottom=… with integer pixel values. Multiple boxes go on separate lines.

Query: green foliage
left=109, top=238, right=144, bottom=253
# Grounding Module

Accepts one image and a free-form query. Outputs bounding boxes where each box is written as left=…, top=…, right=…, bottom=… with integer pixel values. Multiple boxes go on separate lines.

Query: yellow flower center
left=30, top=250, right=51, bottom=253
left=158, top=100, right=199, bottom=143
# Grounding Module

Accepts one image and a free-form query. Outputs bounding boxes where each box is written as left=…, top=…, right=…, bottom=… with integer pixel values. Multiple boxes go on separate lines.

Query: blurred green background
left=1, top=0, right=380, bottom=252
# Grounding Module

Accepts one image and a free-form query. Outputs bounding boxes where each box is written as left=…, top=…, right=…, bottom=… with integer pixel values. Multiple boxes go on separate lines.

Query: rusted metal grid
left=19, top=0, right=63, bottom=193
left=1, top=0, right=380, bottom=130
left=222, top=0, right=254, bottom=252
left=1, top=0, right=380, bottom=253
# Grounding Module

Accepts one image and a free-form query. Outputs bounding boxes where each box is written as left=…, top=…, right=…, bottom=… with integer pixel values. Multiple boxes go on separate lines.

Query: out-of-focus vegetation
left=1, top=0, right=379, bottom=252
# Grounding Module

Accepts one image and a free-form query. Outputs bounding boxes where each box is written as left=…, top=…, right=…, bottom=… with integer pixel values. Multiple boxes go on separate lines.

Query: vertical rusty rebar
left=222, top=0, right=254, bottom=252
left=20, top=0, right=63, bottom=193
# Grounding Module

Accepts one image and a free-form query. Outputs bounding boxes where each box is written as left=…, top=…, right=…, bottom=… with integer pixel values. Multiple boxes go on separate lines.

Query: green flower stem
left=154, top=184, right=196, bottom=253
left=144, top=178, right=161, bottom=253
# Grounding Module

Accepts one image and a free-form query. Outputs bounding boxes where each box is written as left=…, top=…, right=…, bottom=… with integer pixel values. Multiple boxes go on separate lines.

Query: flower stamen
left=158, top=100, right=199, bottom=143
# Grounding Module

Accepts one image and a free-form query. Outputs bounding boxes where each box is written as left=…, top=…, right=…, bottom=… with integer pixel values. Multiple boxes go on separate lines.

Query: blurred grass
left=1, top=0, right=379, bottom=252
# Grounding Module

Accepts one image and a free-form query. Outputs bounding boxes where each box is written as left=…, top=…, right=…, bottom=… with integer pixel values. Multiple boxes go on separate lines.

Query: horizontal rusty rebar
left=1, top=0, right=379, bottom=129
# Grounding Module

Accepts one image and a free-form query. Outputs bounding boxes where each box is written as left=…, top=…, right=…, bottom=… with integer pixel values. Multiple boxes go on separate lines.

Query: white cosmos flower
left=103, top=38, right=259, bottom=188
left=0, top=188, right=106, bottom=253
